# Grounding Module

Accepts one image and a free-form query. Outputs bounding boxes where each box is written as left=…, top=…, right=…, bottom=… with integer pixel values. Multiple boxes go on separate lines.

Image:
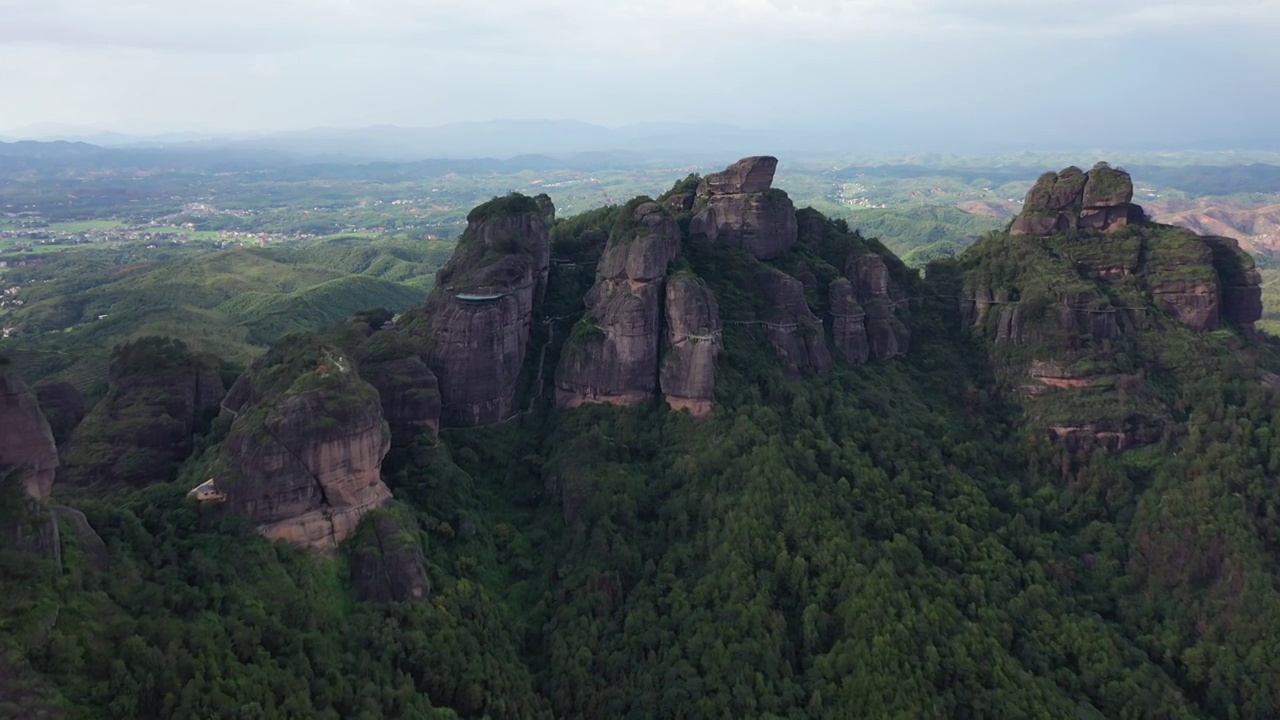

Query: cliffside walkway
left=444, top=281, right=532, bottom=303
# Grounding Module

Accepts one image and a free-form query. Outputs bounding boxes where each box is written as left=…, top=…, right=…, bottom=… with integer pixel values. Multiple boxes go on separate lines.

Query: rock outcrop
left=218, top=336, right=393, bottom=550
left=755, top=267, right=832, bottom=375
left=1206, top=236, right=1263, bottom=331
left=349, top=509, right=429, bottom=604
left=555, top=199, right=681, bottom=408
left=828, top=278, right=870, bottom=364
left=660, top=274, right=721, bottom=416
left=60, top=337, right=224, bottom=488
left=690, top=156, right=798, bottom=260
left=0, top=364, right=64, bottom=564
left=418, top=194, right=552, bottom=427
left=1011, top=163, right=1145, bottom=236
left=699, top=156, right=779, bottom=195
left=964, top=164, right=1269, bottom=453
left=0, top=365, right=59, bottom=500
left=362, top=356, right=440, bottom=446
left=961, top=288, right=1122, bottom=345
left=356, top=329, right=441, bottom=446
left=851, top=254, right=910, bottom=360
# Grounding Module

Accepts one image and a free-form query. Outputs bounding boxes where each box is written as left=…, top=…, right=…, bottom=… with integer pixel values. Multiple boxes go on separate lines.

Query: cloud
left=2, top=0, right=1276, bottom=54
left=0, top=0, right=1277, bottom=138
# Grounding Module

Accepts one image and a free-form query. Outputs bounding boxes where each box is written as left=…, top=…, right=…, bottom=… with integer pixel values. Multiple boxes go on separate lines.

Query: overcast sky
left=2, top=0, right=1278, bottom=148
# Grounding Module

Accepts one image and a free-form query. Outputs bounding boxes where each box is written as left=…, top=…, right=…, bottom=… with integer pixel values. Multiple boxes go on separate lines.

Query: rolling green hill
left=0, top=242, right=439, bottom=387
left=220, top=275, right=427, bottom=344
left=845, top=205, right=1006, bottom=265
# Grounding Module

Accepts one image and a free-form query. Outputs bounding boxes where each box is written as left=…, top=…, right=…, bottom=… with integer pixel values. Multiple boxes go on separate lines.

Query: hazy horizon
left=3, top=0, right=1279, bottom=151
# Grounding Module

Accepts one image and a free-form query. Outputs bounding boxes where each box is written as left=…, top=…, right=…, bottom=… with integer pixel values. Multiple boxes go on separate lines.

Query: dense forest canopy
left=3, top=160, right=1280, bottom=720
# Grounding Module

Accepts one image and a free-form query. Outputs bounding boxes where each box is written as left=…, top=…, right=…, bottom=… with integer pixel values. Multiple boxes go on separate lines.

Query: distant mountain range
left=0, top=120, right=827, bottom=163
left=11, top=118, right=1276, bottom=163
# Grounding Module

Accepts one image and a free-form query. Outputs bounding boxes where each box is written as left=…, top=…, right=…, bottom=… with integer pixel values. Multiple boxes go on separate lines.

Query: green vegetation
left=7, top=152, right=1280, bottom=718
left=59, top=337, right=222, bottom=489
left=846, top=205, right=1004, bottom=264
left=220, top=275, right=426, bottom=345
left=467, top=193, right=542, bottom=224
left=1, top=242, right=436, bottom=388
left=608, top=196, right=661, bottom=242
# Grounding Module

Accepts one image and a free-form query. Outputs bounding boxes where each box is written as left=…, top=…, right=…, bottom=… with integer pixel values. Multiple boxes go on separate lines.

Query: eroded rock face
left=1011, top=163, right=1144, bottom=235
left=361, top=355, right=440, bottom=446
left=421, top=195, right=552, bottom=426
left=1028, top=360, right=1096, bottom=390
left=961, top=289, right=1121, bottom=345
left=222, top=376, right=392, bottom=551
left=829, top=278, right=870, bottom=365
left=349, top=510, right=429, bottom=604
left=661, top=275, right=721, bottom=417
left=691, top=156, right=797, bottom=260
left=755, top=267, right=831, bottom=375
left=1048, top=420, right=1160, bottom=453
left=1152, top=279, right=1221, bottom=331
left=1205, top=236, right=1263, bottom=330
left=852, top=254, right=910, bottom=360
left=699, top=156, right=779, bottom=195
left=0, top=367, right=60, bottom=500
left=555, top=200, right=680, bottom=409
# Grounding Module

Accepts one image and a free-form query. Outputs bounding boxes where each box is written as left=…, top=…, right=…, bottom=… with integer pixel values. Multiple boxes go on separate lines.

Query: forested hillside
left=3, top=159, right=1280, bottom=719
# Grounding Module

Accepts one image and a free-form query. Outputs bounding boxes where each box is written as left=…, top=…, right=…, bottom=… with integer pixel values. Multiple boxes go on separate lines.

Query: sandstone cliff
left=414, top=194, right=551, bottom=427
left=555, top=199, right=681, bottom=409
left=851, top=254, right=910, bottom=360
left=0, top=364, right=59, bottom=500
left=1206, top=235, right=1263, bottom=331
left=792, top=208, right=915, bottom=366
left=962, top=165, right=1266, bottom=450
left=754, top=267, right=832, bottom=376
left=362, top=355, right=441, bottom=446
left=60, top=337, right=224, bottom=489
left=660, top=274, right=721, bottom=416
left=218, top=335, right=393, bottom=550
left=1011, top=163, right=1145, bottom=236
left=690, top=157, right=798, bottom=260
left=0, top=363, right=77, bottom=566
left=828, top=278, right=870, bottom=364
left=355, top=328, right=441, bottom=446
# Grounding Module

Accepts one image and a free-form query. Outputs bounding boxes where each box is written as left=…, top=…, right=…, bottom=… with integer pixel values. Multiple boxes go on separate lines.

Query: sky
left=1, top=0, right=1279, bottom=149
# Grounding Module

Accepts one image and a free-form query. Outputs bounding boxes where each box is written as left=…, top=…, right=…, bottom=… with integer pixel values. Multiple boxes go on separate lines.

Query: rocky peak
left=698, top=156, right=779, bottom=195
left=555, top=198, right=681, bottom=409
left=416, top=193, right=552, bottom=427
left=217, top=334, right=394, bottom=550
left=690, top=156, right=797, bottom=260
left=1011, top=162, right=1144, bottom=236
left=597, top=200, right=682, bottom=282
left=962, top=165, right=1267, bottom=452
